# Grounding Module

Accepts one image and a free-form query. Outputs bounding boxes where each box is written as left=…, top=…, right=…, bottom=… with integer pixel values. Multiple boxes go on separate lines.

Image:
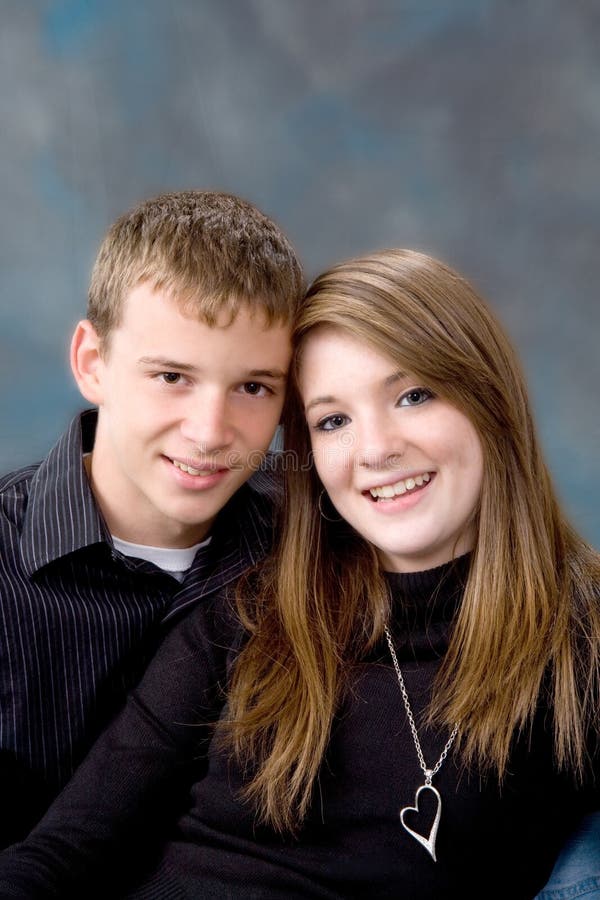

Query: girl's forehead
left=297, top=327, right=414, bottom=383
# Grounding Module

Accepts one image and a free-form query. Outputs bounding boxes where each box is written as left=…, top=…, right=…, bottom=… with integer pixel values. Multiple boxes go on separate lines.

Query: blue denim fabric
left=535, top=812, right=600, bottom=899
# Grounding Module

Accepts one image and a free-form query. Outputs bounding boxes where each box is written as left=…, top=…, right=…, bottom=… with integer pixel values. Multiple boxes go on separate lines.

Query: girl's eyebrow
left=385, top=370, right=408, bottom=387
left=305, top=395, right=336, bottom=413
left=305, top=372, right=408, bottom=413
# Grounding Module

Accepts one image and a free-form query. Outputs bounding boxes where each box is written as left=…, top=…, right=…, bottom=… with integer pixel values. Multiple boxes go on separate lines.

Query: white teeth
left=172, top=460, right=215, bottom=477
left=369, top=472, right=431, bottom=500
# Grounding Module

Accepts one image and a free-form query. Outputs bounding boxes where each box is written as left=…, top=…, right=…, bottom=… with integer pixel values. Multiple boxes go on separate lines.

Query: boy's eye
left=398, top=387, right=433, bottom=407
left=316, top=413, right=349, bottom=432
left=160, top=373, right=182, bottom=385
left=242, top=382, right=271, bottom=396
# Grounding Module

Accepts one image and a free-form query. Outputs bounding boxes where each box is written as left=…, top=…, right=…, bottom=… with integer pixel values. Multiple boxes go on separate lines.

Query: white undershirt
left=111, top=535, right=212, bottom=582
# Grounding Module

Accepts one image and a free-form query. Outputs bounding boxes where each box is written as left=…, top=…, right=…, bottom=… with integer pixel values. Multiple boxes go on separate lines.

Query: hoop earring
left=318, top=490, right=342, bottom=523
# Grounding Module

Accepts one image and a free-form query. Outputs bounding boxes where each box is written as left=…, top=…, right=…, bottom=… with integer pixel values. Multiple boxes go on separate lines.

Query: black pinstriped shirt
left=0, top=409, right=276, bottom=846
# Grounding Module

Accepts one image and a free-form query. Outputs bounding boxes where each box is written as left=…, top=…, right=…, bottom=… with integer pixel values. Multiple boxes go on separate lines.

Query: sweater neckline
left=383, top=554, right=470, bottom=642
left=385, top=550, right=469, bottom=594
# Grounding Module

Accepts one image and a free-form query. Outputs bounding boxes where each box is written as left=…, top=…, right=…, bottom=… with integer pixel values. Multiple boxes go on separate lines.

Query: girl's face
left=298, top=328, right=484, bottom=573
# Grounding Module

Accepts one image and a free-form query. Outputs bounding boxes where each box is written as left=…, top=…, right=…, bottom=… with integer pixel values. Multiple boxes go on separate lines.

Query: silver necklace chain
left=383, top=625, right=459, bottom=784
left=383, top=624, right=459, bottom=861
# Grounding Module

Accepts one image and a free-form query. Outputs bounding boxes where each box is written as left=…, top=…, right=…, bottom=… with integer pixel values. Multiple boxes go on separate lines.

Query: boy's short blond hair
left=88, top=191, right=304, bottom=347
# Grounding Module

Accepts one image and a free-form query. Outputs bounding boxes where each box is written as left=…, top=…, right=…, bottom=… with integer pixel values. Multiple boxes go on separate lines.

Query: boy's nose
left=180, top=393, right=234, bottom=455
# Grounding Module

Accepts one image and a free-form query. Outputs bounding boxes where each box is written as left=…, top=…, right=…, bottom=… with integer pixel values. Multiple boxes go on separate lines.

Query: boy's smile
left=76, top=282, right=291, bottom=548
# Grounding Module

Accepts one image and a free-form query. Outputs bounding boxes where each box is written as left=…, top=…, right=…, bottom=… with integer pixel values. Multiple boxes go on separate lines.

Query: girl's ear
left=70, top=320, right=105, bottom=405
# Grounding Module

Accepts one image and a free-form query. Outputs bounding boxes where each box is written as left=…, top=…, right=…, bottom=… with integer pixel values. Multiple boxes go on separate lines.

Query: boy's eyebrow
left=138, top=356, right=197, bottom=372
left=246, top=369, right=288, bottom=380
left=137, top=356, right=287, bottom=379
left=305, top=371, right=407, bottom=413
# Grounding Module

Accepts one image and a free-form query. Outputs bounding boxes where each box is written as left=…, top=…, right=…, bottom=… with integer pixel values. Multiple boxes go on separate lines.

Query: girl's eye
left=316, top=413, right=349, bottom=432
left=398, top=387, right=433, bottom=407
left=160, top=372, right=182, bottom=385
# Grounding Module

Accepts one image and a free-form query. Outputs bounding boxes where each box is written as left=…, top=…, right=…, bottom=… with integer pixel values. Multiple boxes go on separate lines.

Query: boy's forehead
left=119, top=280, right=291, bottom=332
left=106, top=283, right=292, bottom=373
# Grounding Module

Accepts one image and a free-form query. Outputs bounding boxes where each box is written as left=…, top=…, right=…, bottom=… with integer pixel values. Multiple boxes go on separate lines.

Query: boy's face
left=75, top=283, right=291, bottom=548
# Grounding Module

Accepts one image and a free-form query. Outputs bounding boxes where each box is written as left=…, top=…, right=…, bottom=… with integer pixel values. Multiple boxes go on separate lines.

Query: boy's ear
left=70, top=320, right=105, bottom=405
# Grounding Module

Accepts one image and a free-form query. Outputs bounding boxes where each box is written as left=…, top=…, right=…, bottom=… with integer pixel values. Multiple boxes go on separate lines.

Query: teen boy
left=0, top=190, right=303, bottom=845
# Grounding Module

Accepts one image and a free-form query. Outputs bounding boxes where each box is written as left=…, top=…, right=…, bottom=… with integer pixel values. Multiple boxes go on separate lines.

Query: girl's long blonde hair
left=224, top=249, right=600, bottom=833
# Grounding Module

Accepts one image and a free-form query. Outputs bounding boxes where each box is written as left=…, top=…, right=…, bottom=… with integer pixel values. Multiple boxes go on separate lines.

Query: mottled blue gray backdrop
left=1, top=0, right=599, bottom=545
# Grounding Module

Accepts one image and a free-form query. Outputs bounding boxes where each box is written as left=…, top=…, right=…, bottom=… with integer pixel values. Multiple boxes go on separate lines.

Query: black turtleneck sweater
left=0, top=559, right=597, bottom=899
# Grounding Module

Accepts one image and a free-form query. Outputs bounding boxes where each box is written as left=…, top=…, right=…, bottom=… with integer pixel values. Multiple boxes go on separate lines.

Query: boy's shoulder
left=0, top=461, right=42, bottom=519
left=0, top=411, right=85, bottom=533
left=0, top=463, right=43, bottom=555
left=0, top=412, right=91, bottom=529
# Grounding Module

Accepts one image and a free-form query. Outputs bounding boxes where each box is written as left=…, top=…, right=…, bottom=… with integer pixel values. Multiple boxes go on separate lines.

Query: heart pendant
left=399, top=783, right=442, bottom=862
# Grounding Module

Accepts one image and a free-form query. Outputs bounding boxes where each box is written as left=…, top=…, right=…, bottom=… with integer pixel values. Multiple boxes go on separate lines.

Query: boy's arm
left=0, top=592, right=235, bottom=897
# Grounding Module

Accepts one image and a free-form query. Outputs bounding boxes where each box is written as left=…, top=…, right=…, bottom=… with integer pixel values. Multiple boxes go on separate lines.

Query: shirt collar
left=162, top=479, right=275, bottom=622
left=20, top=410, right=109, bottom=576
